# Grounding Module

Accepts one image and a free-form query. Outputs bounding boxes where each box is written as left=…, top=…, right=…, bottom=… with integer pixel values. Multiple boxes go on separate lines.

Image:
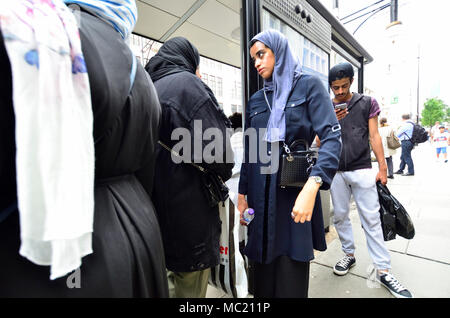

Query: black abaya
left=0, top=11, right=168, bottom=297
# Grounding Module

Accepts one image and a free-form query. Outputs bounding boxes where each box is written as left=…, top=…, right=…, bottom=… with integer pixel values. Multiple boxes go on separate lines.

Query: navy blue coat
left=238, top=74, right=342, bottom=264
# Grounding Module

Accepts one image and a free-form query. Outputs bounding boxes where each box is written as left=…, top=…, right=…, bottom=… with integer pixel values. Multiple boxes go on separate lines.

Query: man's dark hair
left=228, top=112, right=242, bottom=130
left=329, top=62, right=354, bottom=85
left=402, top=114, right=411, bottom=120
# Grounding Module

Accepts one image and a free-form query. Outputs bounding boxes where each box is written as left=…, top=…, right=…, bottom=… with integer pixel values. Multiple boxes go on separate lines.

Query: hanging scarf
left=63, top=0, right=137, bottom=40
left=0, top=0, right=94, bottom=280
left=251, top=29, right=302, bottom=142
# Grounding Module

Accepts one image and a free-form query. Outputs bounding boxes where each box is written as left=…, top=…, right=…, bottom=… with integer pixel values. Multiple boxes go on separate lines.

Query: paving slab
left=309, top=263, right=393, bottom=298
left=387, top=251, right=450, bottom=298
left=206, top=142, right=450, bottom=299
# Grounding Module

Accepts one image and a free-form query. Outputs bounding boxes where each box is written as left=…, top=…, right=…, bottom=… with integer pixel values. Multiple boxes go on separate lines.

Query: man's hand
left=335, top=108, right=348, bottom=121
left=376, top=166, right=388, bottom=185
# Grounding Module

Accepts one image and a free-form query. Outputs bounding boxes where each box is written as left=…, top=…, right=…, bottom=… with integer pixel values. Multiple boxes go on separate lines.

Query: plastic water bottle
left=243, top=208, right=255, bottom=224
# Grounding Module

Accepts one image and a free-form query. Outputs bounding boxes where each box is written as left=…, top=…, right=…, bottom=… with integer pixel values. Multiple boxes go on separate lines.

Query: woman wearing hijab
left=0, top=0, right=168, bottom=297
left=146, top=37, right=234, bottom=298
left=237, top=29, right=342, bottom=297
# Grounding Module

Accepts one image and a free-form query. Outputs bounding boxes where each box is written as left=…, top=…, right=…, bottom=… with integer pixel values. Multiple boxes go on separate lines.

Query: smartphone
left=335, top=103, right=347, bottom=110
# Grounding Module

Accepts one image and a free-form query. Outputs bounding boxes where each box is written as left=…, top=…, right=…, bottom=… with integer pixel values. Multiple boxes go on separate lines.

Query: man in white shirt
left=395, top=114, right=415, bottom=176
left=430, top=121, right=441, bottom=141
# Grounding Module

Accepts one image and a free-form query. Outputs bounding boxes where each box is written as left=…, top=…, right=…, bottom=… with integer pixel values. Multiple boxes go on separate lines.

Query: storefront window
left=330, top=50, right=359, bottom=93
left=262, top=10, right=329, bottom=90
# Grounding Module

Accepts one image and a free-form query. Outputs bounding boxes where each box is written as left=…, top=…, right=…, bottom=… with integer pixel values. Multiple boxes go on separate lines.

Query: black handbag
left=158, top=141, right=229, bottom=207
left=376, top=181, right=415, bottom=241
left=279, top=139, right=317, bottom=188
left=262, top=91, right=317, bottom=188
left=201, top=171, right=229, bottom=207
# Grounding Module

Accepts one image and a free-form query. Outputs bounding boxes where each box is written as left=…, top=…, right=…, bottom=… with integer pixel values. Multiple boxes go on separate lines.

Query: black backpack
left=407, top=121, right=428, bottom=145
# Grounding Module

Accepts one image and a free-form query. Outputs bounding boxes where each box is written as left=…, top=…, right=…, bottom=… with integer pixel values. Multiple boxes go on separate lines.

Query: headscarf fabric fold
left=250, top=29, right=302, bottom=142
left=63, top=0, right=137, bottom=40
left=145, top=36, right=200, bottom=82
left=146, top=37, right=231, bottom=127
left=0, top=0, right=94, bottom=280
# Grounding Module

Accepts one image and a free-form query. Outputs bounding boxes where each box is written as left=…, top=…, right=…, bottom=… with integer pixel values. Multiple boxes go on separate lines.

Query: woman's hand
left=238, top=193, right=249, bottom=226
left=291, top=178, right=321, bottom=223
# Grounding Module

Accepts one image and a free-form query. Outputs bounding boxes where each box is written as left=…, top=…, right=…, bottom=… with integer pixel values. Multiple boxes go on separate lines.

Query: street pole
left=386, top=0, right=401, bottom=29
left=390, top=0, right=398, bottom=23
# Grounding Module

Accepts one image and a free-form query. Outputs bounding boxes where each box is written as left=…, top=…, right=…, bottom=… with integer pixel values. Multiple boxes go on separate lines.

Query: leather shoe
left=402, top=173, right=414, bottom=176
left=394, top=171, right=403, bottom=175
left=387, top=175, right=394, bottom=179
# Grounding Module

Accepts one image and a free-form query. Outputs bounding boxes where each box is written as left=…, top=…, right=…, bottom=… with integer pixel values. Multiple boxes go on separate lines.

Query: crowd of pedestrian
left=0, top=0, right=427, bottom=299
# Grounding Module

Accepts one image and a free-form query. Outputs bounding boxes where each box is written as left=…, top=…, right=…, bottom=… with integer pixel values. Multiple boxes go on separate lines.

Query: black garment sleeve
left=0, top=30, right=18, bottom=210
left=191, top=96, right=234, bottom=182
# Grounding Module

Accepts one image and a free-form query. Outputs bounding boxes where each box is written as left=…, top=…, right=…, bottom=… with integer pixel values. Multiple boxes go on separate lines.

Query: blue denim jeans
left=399, top=140, right=414, bottom=174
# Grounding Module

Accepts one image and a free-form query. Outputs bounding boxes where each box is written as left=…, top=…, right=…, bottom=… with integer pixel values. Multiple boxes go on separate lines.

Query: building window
left=217, top=77, right=222, bottom=97
left=209, top=75, right=216, bottom=95
left=202, top=73, right=208, bottom=85
left=232, top=80, right=242, bottom=100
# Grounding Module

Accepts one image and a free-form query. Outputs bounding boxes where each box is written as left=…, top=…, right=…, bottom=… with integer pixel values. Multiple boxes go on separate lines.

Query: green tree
left=445, top=105, right=450, bottom=122
left=421, top=98, right=446, bottom=127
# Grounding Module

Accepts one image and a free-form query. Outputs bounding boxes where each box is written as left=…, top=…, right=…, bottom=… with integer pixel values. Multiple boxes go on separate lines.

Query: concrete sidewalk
left=207, top=141, right=450, bottom=298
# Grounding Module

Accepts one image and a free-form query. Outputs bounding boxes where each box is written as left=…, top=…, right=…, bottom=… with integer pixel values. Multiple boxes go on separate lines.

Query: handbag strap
left=263, top=90, right=272, bottom=113
left=157, top=140, right=206, bottom=173
left=263, top=90, right=292, bottom=153
left=158, top=140, right=228, bottom=187
left=263, top=90, right=311, bottom=154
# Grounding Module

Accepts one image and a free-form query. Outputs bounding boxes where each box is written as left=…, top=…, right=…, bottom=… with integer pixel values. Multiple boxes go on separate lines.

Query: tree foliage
left=421, top=98, right=447, bottom=127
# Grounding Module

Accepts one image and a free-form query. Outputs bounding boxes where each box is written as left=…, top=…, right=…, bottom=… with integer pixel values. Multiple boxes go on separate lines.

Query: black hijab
left=145, top=37, right=200, bottom=82
left=146, top=37, right=231, bottom=128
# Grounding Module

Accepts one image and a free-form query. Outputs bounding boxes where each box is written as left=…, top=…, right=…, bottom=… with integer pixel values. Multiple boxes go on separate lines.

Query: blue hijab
left=251, top=29, right=302, bottom=142
left=64, top=0, right=137, bottom=40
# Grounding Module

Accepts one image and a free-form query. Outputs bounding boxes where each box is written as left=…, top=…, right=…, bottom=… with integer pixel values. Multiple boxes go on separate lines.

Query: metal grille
left=262, top=0, right=331, bottom=53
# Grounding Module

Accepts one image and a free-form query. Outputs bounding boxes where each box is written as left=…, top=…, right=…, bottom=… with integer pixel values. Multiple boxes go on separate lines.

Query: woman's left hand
left=291, top=178, right=321, bottom=223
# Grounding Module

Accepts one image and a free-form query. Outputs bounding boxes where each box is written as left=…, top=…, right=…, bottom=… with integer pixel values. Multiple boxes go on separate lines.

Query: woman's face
left=250, top=41, right=275, bottom=80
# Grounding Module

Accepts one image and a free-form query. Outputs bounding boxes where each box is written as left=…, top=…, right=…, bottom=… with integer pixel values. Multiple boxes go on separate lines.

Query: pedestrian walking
left=379, top=117, right=397, bottom=178
left=146, top=37, right=234, bottom=298
left=430, top=121, right=441, bottom=141
left=395, top=114, right=415, bottom=176
left=433, top=125, right=450, bottom=163
left=0, top=0, right=168, bottom=297
left=237, top=29, right=342, bottom=298
left=328, top=62, right=412, bottom=298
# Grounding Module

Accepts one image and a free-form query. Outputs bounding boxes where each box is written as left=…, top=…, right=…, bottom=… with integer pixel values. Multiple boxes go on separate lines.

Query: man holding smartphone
left=327, top=62, right=412, bottom=298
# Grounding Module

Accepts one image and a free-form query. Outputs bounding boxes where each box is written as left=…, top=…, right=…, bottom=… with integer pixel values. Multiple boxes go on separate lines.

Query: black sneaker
left=394, top=170, right=403, bottom=175
left=377, top=272, right=413, bottom=298
left=333, top=255, right=356, bottom=276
